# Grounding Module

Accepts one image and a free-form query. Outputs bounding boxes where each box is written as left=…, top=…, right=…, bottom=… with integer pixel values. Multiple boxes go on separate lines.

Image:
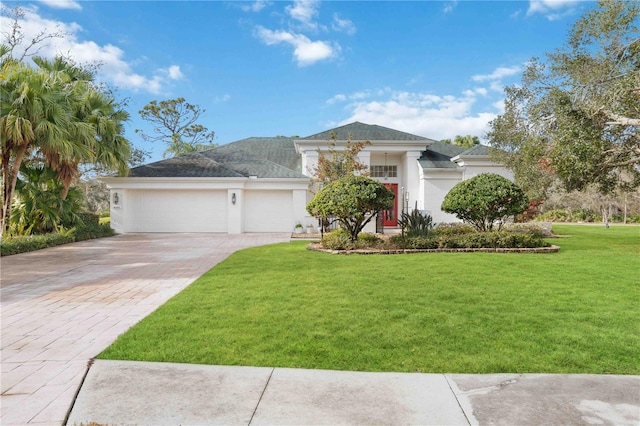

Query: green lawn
left=99, top=225, right=640, bottom=374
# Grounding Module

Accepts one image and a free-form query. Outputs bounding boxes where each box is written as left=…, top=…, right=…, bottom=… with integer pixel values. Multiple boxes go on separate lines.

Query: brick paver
left=1, top=233, right=289, bottom=425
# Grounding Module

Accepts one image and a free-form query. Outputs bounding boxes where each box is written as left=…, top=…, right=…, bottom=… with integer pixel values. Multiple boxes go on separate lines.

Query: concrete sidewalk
left=68, top=360, right=640, bottom=425
left=1, top=233, right=290, bottom=425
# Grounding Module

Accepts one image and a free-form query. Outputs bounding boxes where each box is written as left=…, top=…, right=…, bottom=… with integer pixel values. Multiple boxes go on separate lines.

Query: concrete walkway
left=67, top=361, right=640, bottom=425
left=1, top=233, right=290, bottom=425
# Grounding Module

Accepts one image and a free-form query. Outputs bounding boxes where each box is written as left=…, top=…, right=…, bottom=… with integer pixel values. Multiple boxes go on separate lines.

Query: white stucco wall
left=420, top=170, right=463, bottom=224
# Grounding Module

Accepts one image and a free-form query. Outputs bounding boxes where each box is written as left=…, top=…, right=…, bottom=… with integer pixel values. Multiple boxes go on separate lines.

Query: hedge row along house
left=102, top=122, right=513, bottom=233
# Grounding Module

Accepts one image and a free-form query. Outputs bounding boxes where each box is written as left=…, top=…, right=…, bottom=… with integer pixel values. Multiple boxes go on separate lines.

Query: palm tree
left=0, top=58, right=75, bottom=234
left=1, top=55, right=131, bottom=234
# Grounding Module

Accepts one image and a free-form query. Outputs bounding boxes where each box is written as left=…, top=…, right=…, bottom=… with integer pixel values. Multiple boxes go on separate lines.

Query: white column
left=404, top=151, right=422, bottom=211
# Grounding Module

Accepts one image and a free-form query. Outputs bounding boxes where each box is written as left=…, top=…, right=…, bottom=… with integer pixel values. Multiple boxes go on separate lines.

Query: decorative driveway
left=1, top=233, right=290, bottom=425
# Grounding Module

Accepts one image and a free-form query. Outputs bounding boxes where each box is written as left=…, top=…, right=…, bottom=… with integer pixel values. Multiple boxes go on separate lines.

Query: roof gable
left=300, top=121, right=434, bottom=142
left=418, top=141, right=466, bottom=169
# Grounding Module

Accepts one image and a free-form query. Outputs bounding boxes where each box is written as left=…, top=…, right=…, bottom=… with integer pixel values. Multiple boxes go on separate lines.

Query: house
left=102, top=122, right=513, bottom=234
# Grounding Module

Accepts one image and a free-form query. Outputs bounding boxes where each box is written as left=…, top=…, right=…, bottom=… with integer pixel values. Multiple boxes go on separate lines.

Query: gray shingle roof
left=458, top=144, right=490, bottom=156
left=127, top=137, right=306, bottom=178
left=300, top=121, right=435, bottom=142
left=418, top=142, right=466, bottom=169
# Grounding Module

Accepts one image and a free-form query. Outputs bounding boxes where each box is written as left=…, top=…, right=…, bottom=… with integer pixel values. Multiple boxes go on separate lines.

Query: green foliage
left=311, top=132, right=370, bottom=182
left=0, top=53, right=131, bottom=235
left=307, top=175, right=394, bottom=241
left=0, top=232, right=75, bottom=256
left=487, top=0, right=640, bottom=195
left=10, top=164, right=84, bottom=235
left=433, top=222, right=476, bottom=236
left=136, top=98, right=216, bottom=158
left=321, top=229, right=383, bottom=250
left=441, top=173, right=529, bottom=231
left=76, top=212, right=100, bottom=227
left=321, top=229, right=352, bottom=250
left=398, top=206, right=434, bottom=237
left=1, top=223, right=115, bottom=256
left=440, top=135, right=480, bottom=148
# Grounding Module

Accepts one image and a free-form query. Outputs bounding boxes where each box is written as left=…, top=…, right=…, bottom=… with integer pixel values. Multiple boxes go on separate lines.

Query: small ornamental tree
left=307, top=175, right=394, bottom=242
left=441, top=173, right=529, bottom=231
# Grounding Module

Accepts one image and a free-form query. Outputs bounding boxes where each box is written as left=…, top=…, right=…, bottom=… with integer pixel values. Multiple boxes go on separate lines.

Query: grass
left=99, top=225, right=640, bottom=374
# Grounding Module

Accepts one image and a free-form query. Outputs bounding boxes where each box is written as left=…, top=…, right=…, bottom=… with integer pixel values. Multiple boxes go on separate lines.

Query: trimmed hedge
left=322, top=227, right=550, bottom=251
left=1, top=223, right=115, bottom=256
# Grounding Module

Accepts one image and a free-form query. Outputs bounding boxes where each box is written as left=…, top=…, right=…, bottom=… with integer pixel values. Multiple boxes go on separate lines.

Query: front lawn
left=99, top=225, right=639, bottom=374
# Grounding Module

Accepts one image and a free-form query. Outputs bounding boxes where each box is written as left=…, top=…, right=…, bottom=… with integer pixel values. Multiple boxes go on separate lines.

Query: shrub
left=432, top=222, right=476, bottom=237
left=437, top=231, right=550, bottom=249
left=441, top=173, right=529, bottom=231
left=398, top=207, right=434, bottom=238
left=357, top=232, right=382, bottom=247
left=1, top=231, right=75, bottom=256
left=503, top=223, right=549, bottom=237
left=76, top=212, right=100, bottom=227
left=321, top=229, right=353, bottom=250
left=535, top=209, right=570, bottom=222
left=1, top=223, right=115, bottom=256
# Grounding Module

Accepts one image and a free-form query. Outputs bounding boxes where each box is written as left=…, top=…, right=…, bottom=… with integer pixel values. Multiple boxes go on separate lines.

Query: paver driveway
left=1, top=233, right=290, bottom=425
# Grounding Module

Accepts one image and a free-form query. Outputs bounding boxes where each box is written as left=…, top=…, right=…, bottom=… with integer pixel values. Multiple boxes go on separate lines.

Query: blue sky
left=3, top=0, right=595, bottom=162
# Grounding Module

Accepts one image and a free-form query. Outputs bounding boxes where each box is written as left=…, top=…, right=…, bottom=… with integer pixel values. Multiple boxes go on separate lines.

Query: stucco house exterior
left=102, top=122, right=513, bottom=234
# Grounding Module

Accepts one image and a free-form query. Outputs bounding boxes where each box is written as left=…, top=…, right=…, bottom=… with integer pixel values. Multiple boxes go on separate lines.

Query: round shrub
left=441, top=173, right=529, bottom=231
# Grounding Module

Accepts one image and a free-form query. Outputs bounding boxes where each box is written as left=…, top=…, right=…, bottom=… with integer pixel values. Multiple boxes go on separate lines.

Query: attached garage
left=244, top=190, right=293, bottom=232
left=125, top=189, right=228, bottom=233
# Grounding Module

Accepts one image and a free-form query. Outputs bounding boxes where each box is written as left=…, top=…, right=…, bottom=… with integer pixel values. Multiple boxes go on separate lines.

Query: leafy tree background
left=136, top=98, right=216, bottom=158
left=487, top=0, right=639, bottom=199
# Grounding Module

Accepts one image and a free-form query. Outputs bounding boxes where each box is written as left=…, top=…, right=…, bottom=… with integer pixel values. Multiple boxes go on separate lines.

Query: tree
left=311, top=132, right=370, bottom=182
left=487, top=0, right=640, bottom=195
left=441, top=173, right=529, bottom=232
left=306, top=175, right=394, bottom=241
left=136, top=98, right=216, bottom=158
left=441, top=135, right=480, bottom=148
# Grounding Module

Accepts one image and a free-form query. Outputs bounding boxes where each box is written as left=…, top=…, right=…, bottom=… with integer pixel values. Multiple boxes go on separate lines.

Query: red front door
left=383, top=183, right=398, bottom=227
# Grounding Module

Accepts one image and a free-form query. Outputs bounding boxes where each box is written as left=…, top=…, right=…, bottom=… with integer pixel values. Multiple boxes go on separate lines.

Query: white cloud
left=165, top=65, right=184, bottom=80
left=527, top=0, right=580, bottom=20
left=329, top=89, right=498, bottom=141
left=472, top=66, right=521, bottom=82
left=1, top=6, right=183, bottom=94
left=240, top=0, right=270, bottom=13
left=37, top=0, right=82, bottom=10
left=286, top=0, right=321, bottom=31
left=332, top=14, right=356, bottom=35
left=215, top=94, right=231, bottom=103
left=443, top=1, right=458, bottom=14
left=255, top=26, right=338, bottom=66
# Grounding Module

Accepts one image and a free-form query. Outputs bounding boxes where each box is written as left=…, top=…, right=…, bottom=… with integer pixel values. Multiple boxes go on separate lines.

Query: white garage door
left=127, top=190, right=227, bottom=232
left=244, top=190, right=293, bottom=232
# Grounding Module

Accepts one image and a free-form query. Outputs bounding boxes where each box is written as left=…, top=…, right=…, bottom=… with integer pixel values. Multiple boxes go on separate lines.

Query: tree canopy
left=310, top=131, right=370, bottom=182
left=136, top=98, right=216, bottom=158
left=441, top=135, right=480, bottom=148
left=487, top=0, right=639, bottom=196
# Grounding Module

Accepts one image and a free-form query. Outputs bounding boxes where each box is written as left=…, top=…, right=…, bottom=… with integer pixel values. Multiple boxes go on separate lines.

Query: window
left=370, top=165, right=397, bottom=178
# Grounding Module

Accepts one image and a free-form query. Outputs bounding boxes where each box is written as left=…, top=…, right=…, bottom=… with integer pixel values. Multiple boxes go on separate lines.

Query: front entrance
left=383, top=183, right=398, bottom=227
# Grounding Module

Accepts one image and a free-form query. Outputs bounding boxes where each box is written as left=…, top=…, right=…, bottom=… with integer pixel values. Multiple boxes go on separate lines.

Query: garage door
left=244, top=190, right=293, bottom=232
left=127, top=190, right=227, bottom=232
